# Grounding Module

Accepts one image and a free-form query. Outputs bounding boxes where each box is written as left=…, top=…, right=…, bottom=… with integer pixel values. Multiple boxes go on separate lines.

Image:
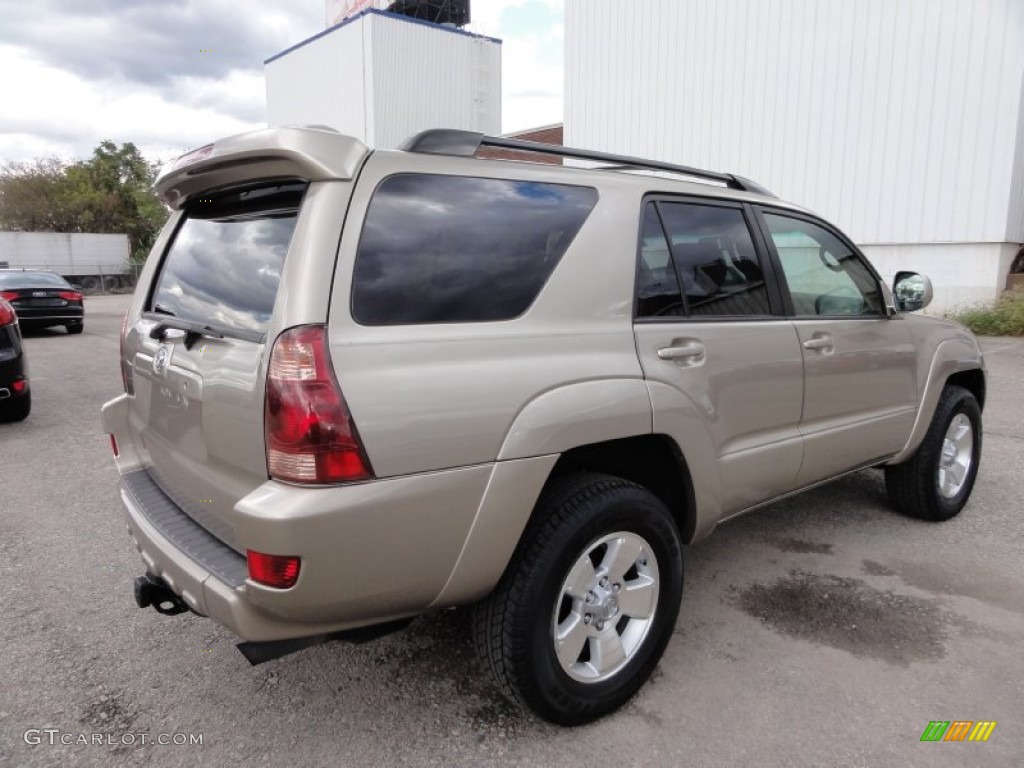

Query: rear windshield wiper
left=148, top=316, right=225, bottom=348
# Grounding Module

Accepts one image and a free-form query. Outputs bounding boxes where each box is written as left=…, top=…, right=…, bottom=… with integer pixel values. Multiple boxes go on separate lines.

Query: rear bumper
left=0, top=351, right=28, bottom=395
left=17, top=309, right=82, bottom=325
left=15, top=307, right=83, bottom=324
left=118, top=465, right=493, bottom=642
left=102, top=391, right=555, bottom=643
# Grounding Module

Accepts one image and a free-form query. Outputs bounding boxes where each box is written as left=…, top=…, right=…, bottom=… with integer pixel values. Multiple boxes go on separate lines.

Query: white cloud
left=0, top=45, right=261, bottom=163
left=469, top=0, right=564, bottom=133
left=0, top=1, right=565, bottom=162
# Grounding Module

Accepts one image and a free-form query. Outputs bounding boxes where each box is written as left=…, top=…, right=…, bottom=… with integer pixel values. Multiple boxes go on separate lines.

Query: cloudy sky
left=0, top=0, right=564, bottom=164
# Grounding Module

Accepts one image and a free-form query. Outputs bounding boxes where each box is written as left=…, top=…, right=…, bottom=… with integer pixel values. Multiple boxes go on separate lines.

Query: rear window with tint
left=352, top=174, right=598, bottom=325
left=0, top=271, right=71, bottom=288
left=149, top=183, right=307, bottom=335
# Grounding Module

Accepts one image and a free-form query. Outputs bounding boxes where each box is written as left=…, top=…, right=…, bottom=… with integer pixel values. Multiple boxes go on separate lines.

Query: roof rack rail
left=399, top=129, right=775, bottom=197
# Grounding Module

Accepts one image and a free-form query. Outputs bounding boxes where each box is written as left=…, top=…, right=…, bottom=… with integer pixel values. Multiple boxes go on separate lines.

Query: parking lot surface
left=1, top=294, right=1022, bottom=767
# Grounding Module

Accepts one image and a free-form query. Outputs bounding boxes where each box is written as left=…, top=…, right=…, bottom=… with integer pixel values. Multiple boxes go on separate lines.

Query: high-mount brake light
left=172, top=143, right=214, bottom=170
left=264, top=325, right=373, bottom=484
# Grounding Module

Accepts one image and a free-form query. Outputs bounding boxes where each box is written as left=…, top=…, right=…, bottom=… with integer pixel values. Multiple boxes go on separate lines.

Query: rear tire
left=885, top=385, right=981, bottom=521
left=66, top=322, right=83, bottom=335
left=473, top=472, right=683, bottom=725
left=0, top=392, right=31, bottom=422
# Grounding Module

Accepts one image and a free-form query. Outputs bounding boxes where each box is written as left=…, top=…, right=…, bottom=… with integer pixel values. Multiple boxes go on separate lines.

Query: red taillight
left=0, top=291, right=17, bottom=302
left=109, top=434, right=119, bottom=457
left=58, top=290, right=82, bottom=302
left=247, top=550, right=301, bottom=589
left=0, top=299, right=14, bottom=326
left=264, top=325, right=373, bottom=484
left=12, top=379, right=28, bottom=393
left=120, top=311, right=134, bottom=394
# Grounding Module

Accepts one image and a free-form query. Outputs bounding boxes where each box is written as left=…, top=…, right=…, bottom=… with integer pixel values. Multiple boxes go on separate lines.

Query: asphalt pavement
left=1, top=294, right=1022, bottom=767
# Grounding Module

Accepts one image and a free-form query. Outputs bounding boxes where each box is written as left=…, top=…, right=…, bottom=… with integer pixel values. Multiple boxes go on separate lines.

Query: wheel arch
left=430, top=433, right=698, bottom=610
left=548, top=434, right=698, bottom=544
left=889, top=337, right=986, bottom=464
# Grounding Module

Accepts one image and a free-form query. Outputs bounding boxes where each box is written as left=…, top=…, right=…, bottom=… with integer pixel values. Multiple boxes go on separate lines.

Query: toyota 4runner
left=102, top=126, right=985, bottom=724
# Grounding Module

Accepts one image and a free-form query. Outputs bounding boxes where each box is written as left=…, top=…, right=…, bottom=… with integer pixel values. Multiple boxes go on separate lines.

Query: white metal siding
left=566, top=0, right=1024, bottom=246
left=266, top=12, right=500, bottom=149
left=369, top=14, right=501, bottom=148
left=265, top=22, right=370, bottom=140
left=1008, top=75, right=1024, bottom=242
left=0, top=232, right=129, bottom=272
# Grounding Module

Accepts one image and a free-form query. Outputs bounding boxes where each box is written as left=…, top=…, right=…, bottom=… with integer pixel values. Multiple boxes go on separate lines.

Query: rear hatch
left=127, top=182, right=306, bottom=551
left=117, top=126, right=369, bottom=554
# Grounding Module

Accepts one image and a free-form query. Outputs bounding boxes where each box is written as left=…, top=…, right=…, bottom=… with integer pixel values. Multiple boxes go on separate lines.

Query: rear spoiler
left=155, top=125, right=370, bottom=209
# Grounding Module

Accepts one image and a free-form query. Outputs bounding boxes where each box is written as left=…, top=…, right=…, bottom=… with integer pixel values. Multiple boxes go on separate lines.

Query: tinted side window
left=353, top=175, right=598, bottom=325
left=149, top=183, right=306, bottom=334
left=636, top=203, right=684, bottom=317
left=658, top=203, right=771, bottom=316
left=762, top=213, right=883, bottom=316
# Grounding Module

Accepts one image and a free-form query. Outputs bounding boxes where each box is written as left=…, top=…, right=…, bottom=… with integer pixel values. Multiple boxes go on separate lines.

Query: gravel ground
left=1, top=294, right=1022, bottom=767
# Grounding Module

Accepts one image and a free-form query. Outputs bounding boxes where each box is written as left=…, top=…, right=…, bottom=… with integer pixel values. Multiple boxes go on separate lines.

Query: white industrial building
left=565, top=0, right=1024, bottom=312
left=265, top=5, right=500, bottom=150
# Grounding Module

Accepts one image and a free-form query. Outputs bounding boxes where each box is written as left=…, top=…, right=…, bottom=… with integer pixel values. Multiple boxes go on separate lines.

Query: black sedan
left=0, top=297, right=30, bottom=422
left=0, top=269, right=84, bottom=333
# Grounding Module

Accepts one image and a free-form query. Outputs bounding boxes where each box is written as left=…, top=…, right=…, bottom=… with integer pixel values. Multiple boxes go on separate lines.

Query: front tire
left=885, top=385, right=982, bottom=521
left=473, top=472, right=683, bottom=725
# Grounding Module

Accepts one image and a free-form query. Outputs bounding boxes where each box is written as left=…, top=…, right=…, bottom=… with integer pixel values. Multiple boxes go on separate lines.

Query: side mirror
left=893, top=271, right=933, bottom=313
left=71, top=283, right=83, bottom=291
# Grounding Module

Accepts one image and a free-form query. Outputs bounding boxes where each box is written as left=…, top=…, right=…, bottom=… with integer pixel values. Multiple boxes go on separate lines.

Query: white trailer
left=0, top=232, right=131, bottom=292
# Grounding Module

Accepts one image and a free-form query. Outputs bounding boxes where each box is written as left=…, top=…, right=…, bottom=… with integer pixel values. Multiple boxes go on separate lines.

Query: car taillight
left=264, top=324, right=373, bottom=484
left=247, top=550, right=301, bottom=589
left=120, top=311, right=134, bottom=395
left=0, top=300, right=14, bottom=326
left=58, top=290, right=82, bottom=301
left=0, top=291, right=17, bottom=302
left=109, top=434, right=119, bottom=457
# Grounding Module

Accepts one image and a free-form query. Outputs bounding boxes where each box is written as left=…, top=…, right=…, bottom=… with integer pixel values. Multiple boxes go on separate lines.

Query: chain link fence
left=4, top=263, right=145, bottom=294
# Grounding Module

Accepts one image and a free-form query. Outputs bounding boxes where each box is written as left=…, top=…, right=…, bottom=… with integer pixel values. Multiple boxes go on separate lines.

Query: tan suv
left=102, top=126, right=985, bottom=724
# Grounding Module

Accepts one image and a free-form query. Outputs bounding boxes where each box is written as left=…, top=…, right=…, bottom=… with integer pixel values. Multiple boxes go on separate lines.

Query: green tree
left=0, top=141, right=169, bottom=261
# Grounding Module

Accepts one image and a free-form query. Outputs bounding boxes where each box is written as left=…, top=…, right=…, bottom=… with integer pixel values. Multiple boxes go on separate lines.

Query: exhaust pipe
left=133, top=574, right=191, bottom=616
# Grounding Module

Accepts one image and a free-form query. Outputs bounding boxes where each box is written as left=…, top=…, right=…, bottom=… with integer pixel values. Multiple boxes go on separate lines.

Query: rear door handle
left=802, top=334, right=834, bottom=352
left=657, top=343, right=706, bottom=362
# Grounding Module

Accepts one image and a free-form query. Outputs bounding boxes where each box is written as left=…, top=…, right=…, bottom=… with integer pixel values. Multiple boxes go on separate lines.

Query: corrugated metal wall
left=0, top=232, right=129, bottom=271
left=265, top=21, right=370, bottom=140
left=369, top=14, right=500, bottom=147
left=266, top=11, right=500, bottom=149
left=566, top=0, right=1024, bottom=245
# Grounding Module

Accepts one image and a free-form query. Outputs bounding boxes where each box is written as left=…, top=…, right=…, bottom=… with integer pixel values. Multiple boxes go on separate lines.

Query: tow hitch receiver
left=133, top=574, right=191, bottom=616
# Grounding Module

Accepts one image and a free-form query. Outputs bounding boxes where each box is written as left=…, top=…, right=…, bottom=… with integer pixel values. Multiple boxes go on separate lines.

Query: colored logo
left=920, top=721, right=996, bottom=742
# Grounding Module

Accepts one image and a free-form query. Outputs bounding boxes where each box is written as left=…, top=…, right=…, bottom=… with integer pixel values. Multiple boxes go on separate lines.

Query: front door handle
left=802, top=334, right=834, bottom=352
left=657, top=343, right=706, bottom=362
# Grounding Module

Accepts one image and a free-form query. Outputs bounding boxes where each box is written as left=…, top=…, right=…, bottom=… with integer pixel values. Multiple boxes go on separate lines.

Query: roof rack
left=399, top=129, right=775, bottom=197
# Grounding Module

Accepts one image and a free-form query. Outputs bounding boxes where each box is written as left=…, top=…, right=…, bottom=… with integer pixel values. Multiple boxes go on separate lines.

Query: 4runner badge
left=153, top=344, right=173, bottom=375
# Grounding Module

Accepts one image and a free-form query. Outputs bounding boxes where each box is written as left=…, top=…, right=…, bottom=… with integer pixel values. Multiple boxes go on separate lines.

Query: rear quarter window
left=352, top=174, right=598, bottom=325
left=148, top=183, right=307, bottom=336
